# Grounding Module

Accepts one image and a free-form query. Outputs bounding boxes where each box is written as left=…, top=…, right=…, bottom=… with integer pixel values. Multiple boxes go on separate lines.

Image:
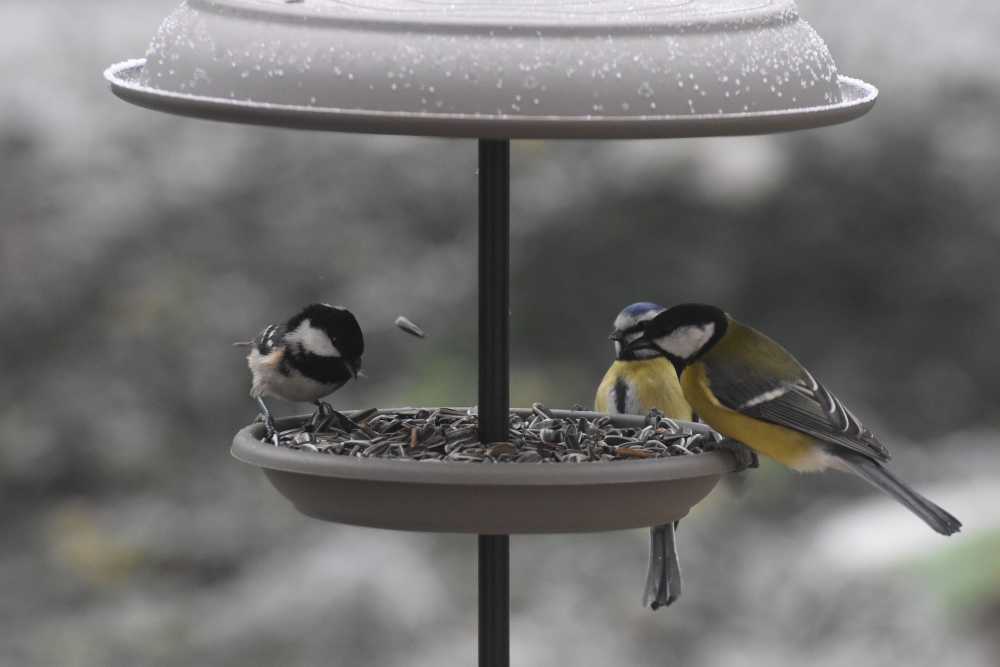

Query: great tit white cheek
left=655, top=323, right=715, bottom=359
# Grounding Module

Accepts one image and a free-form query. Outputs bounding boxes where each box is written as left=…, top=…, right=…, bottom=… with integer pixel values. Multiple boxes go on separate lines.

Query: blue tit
left=626, top=303, right=961, bottom=536
left=596, top=302, right=694, bottom=611
left=597, top=303, right=692, bottom=420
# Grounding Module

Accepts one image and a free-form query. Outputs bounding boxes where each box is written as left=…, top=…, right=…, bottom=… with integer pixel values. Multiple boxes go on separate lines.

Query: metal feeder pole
left=478, top=138, right=510, bottom=667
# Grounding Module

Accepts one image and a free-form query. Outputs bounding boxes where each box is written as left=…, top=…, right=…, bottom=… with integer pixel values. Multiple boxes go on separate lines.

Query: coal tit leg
left=308, top=401, right=358, bottom=432
left=255, top=396, right=279, bottom=445
left=307, top=401, right=334, bottom=432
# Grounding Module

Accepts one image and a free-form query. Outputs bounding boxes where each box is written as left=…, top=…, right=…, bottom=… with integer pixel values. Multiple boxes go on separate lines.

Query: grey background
left=2, top=1, right=998, bottom=665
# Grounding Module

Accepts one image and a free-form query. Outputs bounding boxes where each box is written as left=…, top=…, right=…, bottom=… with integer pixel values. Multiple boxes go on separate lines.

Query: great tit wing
left=703, top=335, right=891, bottom=463
left=749, top=372, right=889, bottom=462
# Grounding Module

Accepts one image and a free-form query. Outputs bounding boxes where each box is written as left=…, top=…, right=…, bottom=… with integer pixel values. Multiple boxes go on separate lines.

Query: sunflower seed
left=395, top=315, right=426, bottom=338
left=268, top=407, right=727, bottom=465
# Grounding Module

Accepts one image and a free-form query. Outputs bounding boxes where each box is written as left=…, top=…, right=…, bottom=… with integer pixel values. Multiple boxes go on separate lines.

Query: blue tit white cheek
left=613, top=340, right=623, bottom=356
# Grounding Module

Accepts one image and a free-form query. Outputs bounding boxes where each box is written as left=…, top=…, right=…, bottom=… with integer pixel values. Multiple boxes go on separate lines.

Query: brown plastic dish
left=231, top=409, right=740, bottom=534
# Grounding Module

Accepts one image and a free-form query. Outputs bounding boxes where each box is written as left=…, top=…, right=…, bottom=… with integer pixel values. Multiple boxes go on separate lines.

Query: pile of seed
left=270, top=403, right=725, bottom=464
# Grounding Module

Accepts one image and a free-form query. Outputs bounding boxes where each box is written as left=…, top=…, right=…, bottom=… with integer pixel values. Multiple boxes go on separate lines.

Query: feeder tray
left=232, top=409, right=742, bottom=533
left=105, top=0, right=876, bottom=139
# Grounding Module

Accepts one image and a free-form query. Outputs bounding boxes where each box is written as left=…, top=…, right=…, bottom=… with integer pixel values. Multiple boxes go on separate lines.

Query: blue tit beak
left=609, top=331, right=624, bottom=356
left=622, top=333, right=657, bottom=356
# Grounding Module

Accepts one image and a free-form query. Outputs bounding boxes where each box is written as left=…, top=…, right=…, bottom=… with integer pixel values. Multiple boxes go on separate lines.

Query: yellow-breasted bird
left=596, top=302, right=694, bottom=610
left=623, top=302, right=961, bottom=535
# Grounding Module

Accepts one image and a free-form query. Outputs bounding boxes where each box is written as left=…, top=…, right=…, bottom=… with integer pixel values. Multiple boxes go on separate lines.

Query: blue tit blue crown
left=614, top=302, right=665, bottom=333
left=611, top=302, right=666, bottom=361
left=621, top=302, right=663, bottom=319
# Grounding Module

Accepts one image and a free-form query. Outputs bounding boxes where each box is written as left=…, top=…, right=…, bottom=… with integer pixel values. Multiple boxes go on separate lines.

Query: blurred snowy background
left=2, top=0, right=999, bottom=665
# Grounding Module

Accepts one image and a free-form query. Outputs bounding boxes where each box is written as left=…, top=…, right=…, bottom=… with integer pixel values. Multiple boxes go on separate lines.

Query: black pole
left=478, top=139, right=510, bottom=667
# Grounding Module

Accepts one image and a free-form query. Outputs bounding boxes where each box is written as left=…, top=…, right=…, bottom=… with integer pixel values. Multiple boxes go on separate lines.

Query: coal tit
left=242, top=303, right=364, bottom=440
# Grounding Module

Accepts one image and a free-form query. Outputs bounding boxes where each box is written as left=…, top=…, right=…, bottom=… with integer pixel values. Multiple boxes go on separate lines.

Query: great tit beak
left=348, top=359, right=363, bottom=380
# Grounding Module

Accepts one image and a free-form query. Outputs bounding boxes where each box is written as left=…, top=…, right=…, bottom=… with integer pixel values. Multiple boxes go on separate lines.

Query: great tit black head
left=609, top=302, right=666, bottom=361
left=625, top=303, right=728, bottom=367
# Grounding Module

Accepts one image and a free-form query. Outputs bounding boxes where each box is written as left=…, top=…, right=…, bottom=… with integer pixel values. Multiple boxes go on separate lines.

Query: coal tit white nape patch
left=245, top=303, right=364, bottom=440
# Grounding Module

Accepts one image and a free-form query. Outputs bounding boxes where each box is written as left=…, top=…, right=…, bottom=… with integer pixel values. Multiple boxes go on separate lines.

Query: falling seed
left=394, top=315, right=426, bottom=338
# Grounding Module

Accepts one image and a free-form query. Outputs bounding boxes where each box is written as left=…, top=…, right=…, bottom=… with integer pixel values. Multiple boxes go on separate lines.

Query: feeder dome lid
left=106, top=0, right=877, bottom=138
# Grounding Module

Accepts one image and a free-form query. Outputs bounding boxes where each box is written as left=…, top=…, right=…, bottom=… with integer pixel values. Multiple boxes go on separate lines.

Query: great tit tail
left=837, top=452, right=962, bottom=536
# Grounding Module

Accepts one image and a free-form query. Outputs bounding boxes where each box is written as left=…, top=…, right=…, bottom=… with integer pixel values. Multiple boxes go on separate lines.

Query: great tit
left=625, top=302, right=961, bottom=536
left=240, top=303, right=364, bottom=441
left=597, top=302, right=694, bottom=610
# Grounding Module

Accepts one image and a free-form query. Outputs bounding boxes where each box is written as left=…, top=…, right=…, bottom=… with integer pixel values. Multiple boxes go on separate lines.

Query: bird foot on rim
left=716, top=438, right=759, bottom=471
left=253, top=413, right=279, bottom=445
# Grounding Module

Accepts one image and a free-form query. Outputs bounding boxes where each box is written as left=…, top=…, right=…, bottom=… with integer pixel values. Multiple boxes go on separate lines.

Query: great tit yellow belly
left=681, top=363, right=823, bottom=471
left=626, top=302, right=961, bottom=536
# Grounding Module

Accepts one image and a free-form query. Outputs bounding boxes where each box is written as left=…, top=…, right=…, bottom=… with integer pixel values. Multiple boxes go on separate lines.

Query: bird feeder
left=105, top=0, right=876, bottom=664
